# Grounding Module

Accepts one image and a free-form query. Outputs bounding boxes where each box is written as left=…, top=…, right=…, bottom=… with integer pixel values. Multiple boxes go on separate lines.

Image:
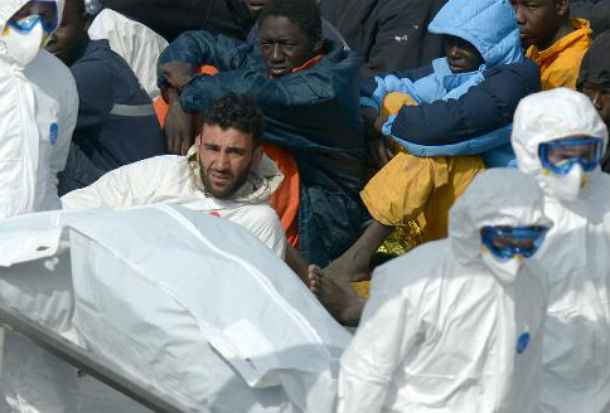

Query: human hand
left=164, top=93, right=194, bottom=155
left=373, top=111, right=389, bottom=135
left=161, top=61, right=195, bottom=90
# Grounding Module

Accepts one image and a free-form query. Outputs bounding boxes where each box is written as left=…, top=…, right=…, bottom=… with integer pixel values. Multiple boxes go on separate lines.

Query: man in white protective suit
left=511, top=87, right=610, bottom=413
left=0, top=1, right=81, bottom=412
left=0, top=0, right=78, bottom=218
left=337, top=168, right=551, bottom=413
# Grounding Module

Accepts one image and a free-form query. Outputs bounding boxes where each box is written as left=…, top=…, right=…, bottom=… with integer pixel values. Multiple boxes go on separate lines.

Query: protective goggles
left=8, top=0, right=59, bottom=34
left=481, top=225, right=549, bottom=261
left=538, top=136, right=605, bottom=176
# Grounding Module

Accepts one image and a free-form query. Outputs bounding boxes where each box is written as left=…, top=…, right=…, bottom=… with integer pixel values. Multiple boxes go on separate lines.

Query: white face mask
left=0, top=20, right=45, bottom=67
left=540, top=163, right=590, bottom=202
left=481, top=247, right=525, bottom=283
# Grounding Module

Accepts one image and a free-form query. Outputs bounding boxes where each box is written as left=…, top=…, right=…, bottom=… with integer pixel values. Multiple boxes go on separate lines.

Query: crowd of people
left=1, top=0, right=610, bottom=411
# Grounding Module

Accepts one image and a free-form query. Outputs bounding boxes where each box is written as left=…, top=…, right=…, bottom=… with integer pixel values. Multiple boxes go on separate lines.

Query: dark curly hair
left=203, top=94, right=265, bottom=143
left=258, top=0, right=322, bottom=45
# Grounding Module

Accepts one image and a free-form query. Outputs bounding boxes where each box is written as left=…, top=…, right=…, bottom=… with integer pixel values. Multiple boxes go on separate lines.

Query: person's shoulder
left=223, top=202, right=286, bottom=255
left=72, top=39, right=135, bottom=78
left=26, top=49, right=74, bottom=84
left=484, top=59, right=540, bottom=81
left=134, top=154, right=188, bottom=170
left=25, top=49, right=78, bottom=106
left=321, top=43, right=363, bottom=71
left=480, top=59, right=541, bottom=95
left=231, top=202, right=282, bottom=229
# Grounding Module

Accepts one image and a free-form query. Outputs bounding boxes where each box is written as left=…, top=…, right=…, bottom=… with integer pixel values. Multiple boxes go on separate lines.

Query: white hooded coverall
left=338, top=168, right=550, bottom=413
left=0, top=0, right=77, bottom=218
left=512, top=88, right=610, bottom=413
left=0, top=1, right=80, bottom=412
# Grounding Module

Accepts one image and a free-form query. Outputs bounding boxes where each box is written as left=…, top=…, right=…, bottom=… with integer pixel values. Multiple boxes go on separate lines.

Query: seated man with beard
left=62, top=94, right=287, bottom=259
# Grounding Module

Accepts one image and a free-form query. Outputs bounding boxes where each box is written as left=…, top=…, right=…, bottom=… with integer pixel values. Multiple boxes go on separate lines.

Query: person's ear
left=555, top=0, right=569, bottom=17
left=252, top=144, right=264, bottom=166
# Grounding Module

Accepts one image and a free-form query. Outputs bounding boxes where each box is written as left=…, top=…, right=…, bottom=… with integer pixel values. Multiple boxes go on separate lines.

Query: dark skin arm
left=285, top=244, right=313, bottom=285
left=324, top=220, right=393, bottom=283
left=164, top=88, right=195, bottom=155
left=363, top=106, right=394, bottom=169
left=162, top=62, right=197, bottom=155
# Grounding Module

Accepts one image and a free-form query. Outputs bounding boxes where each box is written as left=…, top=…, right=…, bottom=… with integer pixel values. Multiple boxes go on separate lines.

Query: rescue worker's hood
left=0, top=0, right=64, bottom=33
left=512, top=88, right=609, bottom=208
left=187, top=145, right=284, bottom=204
left=449, top=168, right=550, bottom=284
left=0, top=0, right=65, bottom=66
left=428, top=0, right=524, bottom=67
left=577, top=30, right=610, bottom=90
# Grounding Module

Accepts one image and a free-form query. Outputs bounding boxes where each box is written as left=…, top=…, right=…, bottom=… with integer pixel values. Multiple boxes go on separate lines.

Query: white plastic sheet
left=88, top=9, right=169, bottom=99
left=0, top=205, right=350, bottom=412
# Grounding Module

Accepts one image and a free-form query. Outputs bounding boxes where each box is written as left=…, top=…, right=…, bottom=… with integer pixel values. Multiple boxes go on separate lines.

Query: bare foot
left=307, top=265, right=322, bottom=294
left=322, top=259, right=370, bottom=284
left=316, top=275, right=365, bottom=327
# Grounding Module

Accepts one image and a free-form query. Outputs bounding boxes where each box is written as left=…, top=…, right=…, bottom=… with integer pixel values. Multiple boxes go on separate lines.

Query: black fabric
left=578, top=30, right=610, bottom=88
left=59, top=40, right=166, bottom=195
left=570, top=0, right=610, bottom=36
left=331, top=0, right=447, bottom=77
left=578, top=31, right=610, bottom=173
left=570, top=0, right=597, bottom=21
left=159, top=32, right=369, bottom=265
left=591, top=0, right=610, bottom=36
left=388, top=60, right=541, bottom=146
left=101, top=0, right=254, bottom=41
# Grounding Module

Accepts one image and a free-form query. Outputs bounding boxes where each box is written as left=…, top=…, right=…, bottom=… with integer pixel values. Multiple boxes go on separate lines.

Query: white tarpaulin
left=88, top=9, right=168, bottom=99
left=0, top=205, right=350, bottom=412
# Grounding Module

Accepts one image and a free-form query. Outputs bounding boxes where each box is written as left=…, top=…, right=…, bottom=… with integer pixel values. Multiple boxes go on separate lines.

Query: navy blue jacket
left=59, top=40, right=166, bottom=195
left=360, top=60, right=540, bottom=165
left=159, top=32, right=369, bottom=265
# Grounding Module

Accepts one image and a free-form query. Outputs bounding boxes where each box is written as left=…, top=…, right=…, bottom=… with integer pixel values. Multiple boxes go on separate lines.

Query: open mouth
left=209, top=172, right=232, bottom=186
left=447, top=59, right=469, bottom=72
left=245, top=0, right=266, bottom=12
left=519, top=33, right=534, bottom=44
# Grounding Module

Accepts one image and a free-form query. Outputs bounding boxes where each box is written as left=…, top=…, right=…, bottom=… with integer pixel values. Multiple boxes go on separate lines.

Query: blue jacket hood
left=428, top=0, right=524, bottom=67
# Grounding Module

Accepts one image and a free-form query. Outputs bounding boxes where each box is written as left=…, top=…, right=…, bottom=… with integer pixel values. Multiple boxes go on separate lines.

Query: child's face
left=444, top=35, right=484, bottom=73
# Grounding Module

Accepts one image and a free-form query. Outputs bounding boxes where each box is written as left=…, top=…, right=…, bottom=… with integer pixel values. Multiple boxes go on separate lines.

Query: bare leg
left=323, top=220, right=393, bottom=283
left=285, top=244, right=312, bottom=286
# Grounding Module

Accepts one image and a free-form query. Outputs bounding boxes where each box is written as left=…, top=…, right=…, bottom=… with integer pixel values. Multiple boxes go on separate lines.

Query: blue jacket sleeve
left=157, top=30, right=255, bottom=88
left=180, top=67, right=346, bottom=152
left=389, top=60, right=540, bottom=145
left=359, top=64, right=434, bottom=110
left=181, top=68, right=337, bottom=111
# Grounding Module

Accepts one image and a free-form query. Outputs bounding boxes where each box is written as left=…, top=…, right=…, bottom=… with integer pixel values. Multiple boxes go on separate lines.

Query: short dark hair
left=258, top=0, right=322, bottom=45
left=203, top=94, right=265, bottom=142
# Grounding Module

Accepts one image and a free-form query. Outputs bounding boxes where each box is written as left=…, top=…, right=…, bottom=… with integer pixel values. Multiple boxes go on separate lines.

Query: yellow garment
left=527, top=18, right=592, bottom=90
left=381, top=92, right=418, bottom=117
left=363, top=151, right=485, bottom=244
left=352, top=92, right=485, bottom=298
